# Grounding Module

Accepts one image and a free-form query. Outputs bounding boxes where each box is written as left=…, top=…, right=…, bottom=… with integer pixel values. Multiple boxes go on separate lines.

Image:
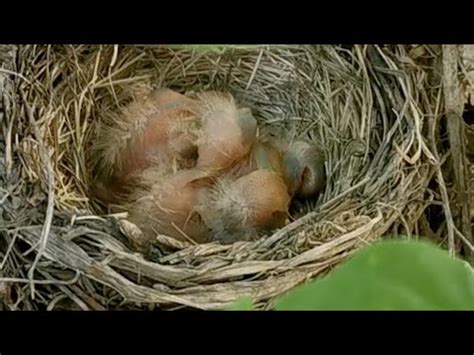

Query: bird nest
left=0, top=45, right=447, bottom=310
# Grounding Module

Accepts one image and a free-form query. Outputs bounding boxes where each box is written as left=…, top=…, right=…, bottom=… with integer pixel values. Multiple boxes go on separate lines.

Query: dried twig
left=20, top=89, right=56, bottom=299
left=442, top=45, right=473, bottom=260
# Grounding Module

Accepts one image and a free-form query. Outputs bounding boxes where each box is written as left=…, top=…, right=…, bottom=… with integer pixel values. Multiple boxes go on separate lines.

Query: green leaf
left=275, top=240, right=474, bottom=310
left=227, top=296, right=255, bottom=310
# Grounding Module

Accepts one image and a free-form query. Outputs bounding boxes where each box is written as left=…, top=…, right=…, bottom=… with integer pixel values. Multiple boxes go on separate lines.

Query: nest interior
left=0, top=45, right=453, bottom=310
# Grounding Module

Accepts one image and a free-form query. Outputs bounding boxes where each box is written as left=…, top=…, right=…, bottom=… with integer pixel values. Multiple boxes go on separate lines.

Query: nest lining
left=0, top=44, right=446, bottom=310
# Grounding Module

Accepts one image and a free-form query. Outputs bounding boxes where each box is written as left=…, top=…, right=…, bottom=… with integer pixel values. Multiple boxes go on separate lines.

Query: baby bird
left=125, top=168, right=214, bottom=248
left=194, top=92, right=258, bottom=173
left=93, top=88, right=200, bottom=204
left=199, top=169, right=291, bottom=244
left=226, top=135, right=326, bottom=200
left=281, top=140, right=326, bottom=199
left=197, top=135, right=291, bottom=244
left=225, top=137, right=284, bottom=179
